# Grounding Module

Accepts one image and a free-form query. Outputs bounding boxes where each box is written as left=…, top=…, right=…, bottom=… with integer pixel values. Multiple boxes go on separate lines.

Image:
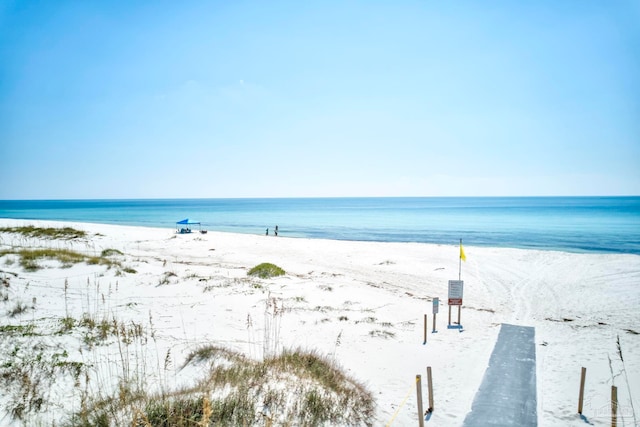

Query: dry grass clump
left=101, top=248, right=124, bottom=257
left=7, top=301, right=30, bottom=317
left=0, top=225, right=87, bottom=240
left=0, top=324, right=37, bottom=337
left=58, top=344, right=374, bottom=427
left=182, top=345, right=245, bottom=367
left=0, top=337, right=87, bottom=422
left=247, top=263, right=285, bottom=279
left=140, top=393, right=256, bottom=427
left=0, top=312, right=147, bottom=424
left=0, top=248, right=136, bottom=273
left=166, top=345, right=374, bottom=426
left=17, top=248, right=87, bottom=271
left=0, top=226, right=134, bottom=273
left=6, top=319, right=376, bottom=427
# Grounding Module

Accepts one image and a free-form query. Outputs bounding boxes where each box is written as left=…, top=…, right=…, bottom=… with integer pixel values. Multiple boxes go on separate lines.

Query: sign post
left=448, top=280, right=463, bottom=328
left=432, top=298, right=439, bottom=332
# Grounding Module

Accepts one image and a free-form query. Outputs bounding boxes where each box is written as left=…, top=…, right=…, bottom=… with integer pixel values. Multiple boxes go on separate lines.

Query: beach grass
left=4, top=219, right=638, bottom=426
left=0, top=232, right=374, bottom=426
left=0, top=225, right=87, bottom=240
left=54, top=332, right=373, bottom=426
left=0, top=247, right=135, bottom=273
left=169, top=345, right=374, bottom=426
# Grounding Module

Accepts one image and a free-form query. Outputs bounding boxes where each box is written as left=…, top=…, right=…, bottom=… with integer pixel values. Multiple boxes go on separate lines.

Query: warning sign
left=448, top=280, right=464, bottom=305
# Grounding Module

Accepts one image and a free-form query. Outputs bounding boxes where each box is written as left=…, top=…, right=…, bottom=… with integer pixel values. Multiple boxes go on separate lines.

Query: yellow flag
left=460, top=243, right=466, bottom=262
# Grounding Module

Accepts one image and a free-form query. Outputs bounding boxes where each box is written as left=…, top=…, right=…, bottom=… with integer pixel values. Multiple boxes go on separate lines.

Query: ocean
left=1, top=197, right=639, bottom=255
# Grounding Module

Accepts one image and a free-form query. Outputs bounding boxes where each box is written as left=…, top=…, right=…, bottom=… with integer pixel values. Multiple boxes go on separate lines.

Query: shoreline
left=1, top=218, right=639, bottom=426
left=2, top=196, right=639, bottom=256
left=2, top=217, right=638, bottom=257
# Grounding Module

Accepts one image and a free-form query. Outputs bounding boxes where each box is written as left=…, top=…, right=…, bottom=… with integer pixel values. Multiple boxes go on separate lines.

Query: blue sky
left=1, top=1, right=638, bottom=199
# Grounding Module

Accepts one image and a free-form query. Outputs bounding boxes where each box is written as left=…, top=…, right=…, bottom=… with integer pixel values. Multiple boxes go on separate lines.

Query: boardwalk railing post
left=416, top=375, right=425, bottom=427
left=427, top=366, right=434, bottom=412
left=578, top=367, right=586, bottom=414
left=611, top=385, right=618, bottom=427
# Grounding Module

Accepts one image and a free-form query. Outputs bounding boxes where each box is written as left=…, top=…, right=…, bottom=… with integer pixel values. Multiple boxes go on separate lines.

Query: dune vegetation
left=0, top=226, right=374, bottom=426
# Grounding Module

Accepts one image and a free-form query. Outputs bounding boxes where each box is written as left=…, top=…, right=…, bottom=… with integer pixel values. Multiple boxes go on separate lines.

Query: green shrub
left=247, top=263, right=285, bottom=279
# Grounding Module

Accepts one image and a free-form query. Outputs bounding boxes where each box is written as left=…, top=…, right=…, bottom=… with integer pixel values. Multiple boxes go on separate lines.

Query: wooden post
left=423, top=314, right=427, bottom=344
left=427, top=366, right=434, bottom=412
left=448, top=305, right=452, bottom=326
left=416, top=375, right=425, bottom=427
left=611, top=385, right=617, bottom=427
left=578, top=367, right=586, bottom=414
left=457, top=305, right=461, bottom=326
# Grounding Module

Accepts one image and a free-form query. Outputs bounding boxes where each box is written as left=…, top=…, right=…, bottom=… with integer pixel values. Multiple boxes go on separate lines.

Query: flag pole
left=459, top=239, right=462, bottom=281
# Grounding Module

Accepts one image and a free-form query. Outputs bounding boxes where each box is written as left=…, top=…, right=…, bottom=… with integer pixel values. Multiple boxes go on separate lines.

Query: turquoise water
left=1, top=197, right=639, bottom=254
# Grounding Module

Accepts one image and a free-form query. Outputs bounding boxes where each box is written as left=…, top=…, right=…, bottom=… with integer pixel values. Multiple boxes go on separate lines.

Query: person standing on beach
left=275, top=225, right=278, bottom=236
left=266, top=228, right=269, bottom=236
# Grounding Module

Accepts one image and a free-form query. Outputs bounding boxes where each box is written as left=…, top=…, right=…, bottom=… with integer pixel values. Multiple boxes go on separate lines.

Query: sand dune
left=0, top=219, right=638, bottom=426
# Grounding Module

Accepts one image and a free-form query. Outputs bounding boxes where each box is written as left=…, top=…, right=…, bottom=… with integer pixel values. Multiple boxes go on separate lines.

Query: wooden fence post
left=611, top=385, right=617, bottom=427
left=578, top=367, right=586, bottom=414
left=427, top=366, right=434, bottom=412
left=423, top=314, right=427, bottom=345
left=416, top=375, right=425, bottom=427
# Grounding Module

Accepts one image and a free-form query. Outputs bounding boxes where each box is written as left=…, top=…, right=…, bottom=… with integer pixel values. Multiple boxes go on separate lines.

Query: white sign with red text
left=448, top=280, right=463, bottom=305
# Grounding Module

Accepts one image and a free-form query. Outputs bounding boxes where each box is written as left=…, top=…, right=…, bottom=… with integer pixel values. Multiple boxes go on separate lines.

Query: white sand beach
left=1, top=219, right=639, bottom=426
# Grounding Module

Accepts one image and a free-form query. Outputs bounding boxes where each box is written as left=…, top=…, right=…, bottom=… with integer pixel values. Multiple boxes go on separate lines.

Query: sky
left=1, top=1, right=639, bottom=199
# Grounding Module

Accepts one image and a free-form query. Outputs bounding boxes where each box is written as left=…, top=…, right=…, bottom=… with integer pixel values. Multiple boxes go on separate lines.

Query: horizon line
left=1, top=194, right=639, bottom=202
